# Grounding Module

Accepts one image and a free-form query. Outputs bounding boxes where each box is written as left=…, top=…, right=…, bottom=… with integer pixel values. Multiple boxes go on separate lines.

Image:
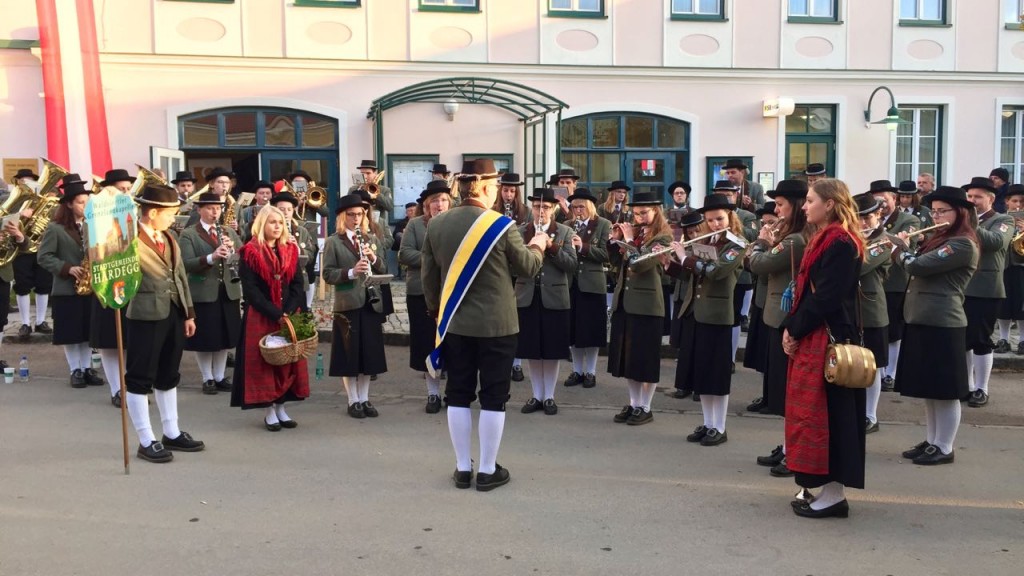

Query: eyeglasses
left=929, top=208, right=955, bottom=217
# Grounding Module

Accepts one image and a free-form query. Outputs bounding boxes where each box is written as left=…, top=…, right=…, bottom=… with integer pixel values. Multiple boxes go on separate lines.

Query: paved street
left=1, top=336, right=1022, bottom=576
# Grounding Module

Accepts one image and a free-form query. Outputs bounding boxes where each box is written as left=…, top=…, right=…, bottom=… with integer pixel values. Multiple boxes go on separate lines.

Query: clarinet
left=354, top=228, right=381, bottom=305
left=572, top=219, right=586, bottom=253
left=216, top=223, right=241, bottom=284
left=503, top=202, right=514, bottom=219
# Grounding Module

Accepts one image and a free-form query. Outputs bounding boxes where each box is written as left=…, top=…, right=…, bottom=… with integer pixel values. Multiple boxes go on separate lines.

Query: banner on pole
left=84, top=193, right=141, bottom=309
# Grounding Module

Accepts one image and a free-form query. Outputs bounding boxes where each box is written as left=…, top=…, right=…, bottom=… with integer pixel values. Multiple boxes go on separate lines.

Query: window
left=671, top=0, right=724, bottom=20
left=785, top=105, right=836, bottom=180
left=894, top=106, right=942, bottom=185
left=899, top=0, right=946, bottom=25
left=1000, top=106, right=1024, bottom=184
left=1005, top=0, right=1024, bottom=29
left=418, top=0, right=479, bottom=12
left=549, top=0, right=605, bottom=18
left=294, top=0, right=360, bottom=7
left=788, top=0, right=837, bottom=22
left=180, top=108, right=337, bottom=150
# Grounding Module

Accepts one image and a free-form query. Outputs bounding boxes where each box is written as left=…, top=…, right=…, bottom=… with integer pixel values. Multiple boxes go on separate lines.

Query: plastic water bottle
left=315, top=352, right=324, bottom=381
left=18, top=356, right=29, bottom=382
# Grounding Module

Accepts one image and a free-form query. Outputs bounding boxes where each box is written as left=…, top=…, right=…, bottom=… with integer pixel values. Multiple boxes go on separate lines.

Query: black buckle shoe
left=162, top=431, right=205, bottom=452
left=563, top=372, right=581, bottom=387
left=756, top=445, right=784, bottom=466
left=686, top=425, right=708, bottom=443
left=215, top=378, right=232, bottom=392
left=111, top=390, right=122, bottom=408
left=793, top=499, right=849, bottom=519
left=994, top=339, right=1011, bottom=354
left=520, top=398, right=542, bottom=414
left=626, top=407, right=653, bottom=426
left=137, top=441, right=173, bottom=463
left=901, top=440, right=930, bottom=460
left=881, top=375, right=895, bottom=392
left=18, top=324, right=31, bottom=342
left=476, top=464, right=510, bottom=492
left=666, top=388, right=692, bottom=399
left=700, top=429, right=728, bottom=446
left=613, top=405, right=632, bottom=423
left=511, top=366, right=525, bottom=382
left=543, top=399, right=558, bottom=415
left=84, top=368, right=104, bottom=386
left=347, top=403, right=365, bottom=419
left=912, top=445, right=954, bottom=465
left=770, top=457, right=794, bottom=477
left=202, top=380, right=218, bottom=395
left=426, top=394, right=442, bottom=414
left=581, top=373, right=596, bottom=388
left=967, top=389, right=989, bottom=407
left=453, top=469, right=472, bottom=489
left=1017, top=342, right=1024, bottom=356
left=34, top=321, right=53, bottom=334
left=865, top=418, right=879, bottom=434
left=70, top=369, right=87, bottom=389
left=746, top=397, right=766, bottom=412
left=362, top=401, right=379, bottom=418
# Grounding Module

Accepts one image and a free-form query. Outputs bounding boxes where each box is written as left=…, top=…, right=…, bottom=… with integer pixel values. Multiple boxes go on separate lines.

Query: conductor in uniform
left=422, top=158, right=548, bottom=492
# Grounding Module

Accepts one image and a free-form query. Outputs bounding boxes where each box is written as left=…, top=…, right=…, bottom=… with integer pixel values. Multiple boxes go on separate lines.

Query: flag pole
left=115, top=311, right=129, bottom=475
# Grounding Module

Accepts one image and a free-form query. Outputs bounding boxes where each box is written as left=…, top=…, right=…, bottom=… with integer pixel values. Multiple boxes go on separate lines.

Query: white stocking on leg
left=965, top=351, right=975, bottom=392
left=933, top=399, right=961, bottom=454
left=63, top=345, right=80, bottom=373
left=640, top=382, right=657, bottom=411
left=16, top=294, right=31, bottom=327
left=126, top=392, right=156, bottom=446
left=570, top=347, right=583, bottom=375
left=699, top=395, right=713, bottom=428
left=211, top=349, right=230, bottom=381
left=866, top=369, right=882, bottom=424
left=99, top=348, right=122, bottom=397
left=76, top=343, right=92, bottom=371
left=153, top=388, right=180, bottom=439
left=477, top=409, right=505, bottom=475
left=264, top=405, right=279, bottom=425
left=342, top=376, right=358, bottom=406
left=447, top=406, right=473, bottom=472
left=274, top=403, right=291, bottom=423
left=713, top=394, right=729, bottom=432
left=924, top=399, right=937, bottom=445
left=194, top=352, right=214, bottom=382
left=998, top=319, right=1011, bottom=342
left=34, top=293, right=48, bottom=325
left=885, top=341, right=901, bottom=379
left=810, top=481, right=846, bottom=510
left=543, top=359, right=559, bottom=401
left=426, top=373, right=441, bottom=396
left=626, top=379, right=642, bottom=407
left=357, top=374, right=370, bottom=403
left=527, top=359, right=545, bottom=400
left=731, top=326, right=740, bottom=362
left=584, top=347, right=599, bottom=376
left=973, top=353, right=993, bottom=393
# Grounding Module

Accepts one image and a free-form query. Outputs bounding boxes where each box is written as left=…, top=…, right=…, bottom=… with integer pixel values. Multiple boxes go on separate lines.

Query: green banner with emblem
left=84, top=193, right=141, bottom=309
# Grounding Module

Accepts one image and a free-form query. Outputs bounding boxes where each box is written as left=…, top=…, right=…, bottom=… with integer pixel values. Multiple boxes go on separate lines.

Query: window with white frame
left=900, top=0, right=945, bottom=23
left=1001, top=106, right=1024, bottom=184
left=671, top=0, right=723, bottom=17
left=1005, top=0, right=1024, bottom=26
left=293, top=0, right=361, bottom=7
left=549, top=0, right=604, bottom=16
left=419, top=0, right=478, bottom=9
left=789, top=0, right=836, bottom=20
left=894, top=107, right=942, bottom=185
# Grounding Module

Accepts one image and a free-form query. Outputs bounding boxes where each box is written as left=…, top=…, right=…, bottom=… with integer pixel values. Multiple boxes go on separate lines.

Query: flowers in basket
left=278, top=312, right=317, bottom=342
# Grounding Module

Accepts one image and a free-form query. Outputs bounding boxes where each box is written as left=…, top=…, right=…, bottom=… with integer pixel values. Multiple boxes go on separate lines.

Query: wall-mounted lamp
left=443, top=98, right=460, bottom=121
left=863, top=86, right=912, bottom=132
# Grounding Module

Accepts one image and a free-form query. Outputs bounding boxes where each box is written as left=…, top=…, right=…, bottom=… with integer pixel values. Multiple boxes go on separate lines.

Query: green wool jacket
left=747, top=232, right=806, bottom=329
left=322, top=230, right=387, bottom=313
left=609, top=232, right=673, bottom=318
left=514, top=221, right=577, bottom=310
left=668, top=238, right=744, bottom=326
left=37, top=222, right=85, bottom=297
left=128, top=231, right=195, bottom=321
left=567, top=216, right=611, bottom=295
left=965, top=211, right=1015, bottom=299
left=895, top=236, right=978, bottom=328
left=859, top=239, right=891, bottom=329
left=178, top=222, right=243, bottom=304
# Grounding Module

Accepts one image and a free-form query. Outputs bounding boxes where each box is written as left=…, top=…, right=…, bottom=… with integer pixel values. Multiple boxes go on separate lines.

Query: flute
left=866, top=221, right=950, bottom=251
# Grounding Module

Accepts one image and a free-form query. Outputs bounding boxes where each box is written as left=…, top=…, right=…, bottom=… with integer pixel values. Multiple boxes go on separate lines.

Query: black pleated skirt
left=895, top=324, right=968, bottom=400
left=51, top=294, right=91, bottom=345
left=675, top=314, right=733, bottom=395
left=761, top=327, right=788, bottom=416
left=662, top=283, right=673, bottom=336
left=861, top=326, right=889, bottom=368
left=794, top=384, right=866, bottom=490
left=184, top=288, right=241, bottom=352
left=999, top=266, right=1024, bottom=320
left=885, top=291, right=906, bottom=341
left=329, top=302, right=387, bottom=377
left=608, top=309, right=662, bottom=383
left=569, top=281, right=607, bottom=348
left=517, top=291, right=570, bottom=360
left=90, top=299, right=126, bottom=349
left=742, top=303, right=768, bottom=372
left=406, top=294, right=436, bottom=373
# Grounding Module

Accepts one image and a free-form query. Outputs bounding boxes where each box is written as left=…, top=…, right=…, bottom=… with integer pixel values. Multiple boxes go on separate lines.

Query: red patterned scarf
left=789, top=222, right=862, bottom=315
left=239, top=239, right=299, bottom=306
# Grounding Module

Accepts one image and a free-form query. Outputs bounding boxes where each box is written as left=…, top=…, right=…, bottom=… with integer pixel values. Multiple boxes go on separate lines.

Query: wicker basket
left=259, top=315, right=319, bottom=366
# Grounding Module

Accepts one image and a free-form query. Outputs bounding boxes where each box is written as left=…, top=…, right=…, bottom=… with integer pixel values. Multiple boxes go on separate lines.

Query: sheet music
left=691, top=244, right=718, bottom=261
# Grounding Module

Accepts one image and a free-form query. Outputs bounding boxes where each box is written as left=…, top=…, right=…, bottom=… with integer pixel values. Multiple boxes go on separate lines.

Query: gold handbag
left=813, top=282, right=876, bottom=389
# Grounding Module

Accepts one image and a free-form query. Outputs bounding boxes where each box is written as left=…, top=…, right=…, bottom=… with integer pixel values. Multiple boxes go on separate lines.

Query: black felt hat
left=668, top=181, right=691, bottom=194
left=897, top=180, right=919, bottom=195
left=457, top=158, right=499, bottom=181
left=679, top=210, right=705, bottom=229
left=627, top=191, right=662, bottom=207
left=768, top=179, right=808, bottom=200
left=922, top=186, right=974, bottom=210
left=529, top=188, right=558, bottom=204
left=962, top=176, right=998, bottom=195
left=430, top=163, right=449, bottom=174
left=854, top=194, right=882, bottom=216
left=171, top=171, right=196, bottom=184
left=192, top=192, right=225, bottom=206
left=723, top=159, right=748, bottom=171
left=699, top=194, right=736, bottom=213
left=205, top=167, right=234, bottom=182
left=358, top=160, right=377, bottom=170
left=100, top=168, right=136, bottom=187
left=286, top=170, right=312, bottom=182
left=756, top=201, right=777, bottom=217
left=712, top=180, right=739, bottom=192
left=607, top=180, right=630, bottom=192
left=556, top=169, right=581, bottom=181
left=804, top=163, right=826, bottom=176
left=499, top=172, right=524, bottom=186
left=253, top=179, right=274, bottom=192
left=867, top=180, right=898, bottom=194
left=567, top=189, right=599, bottom=204
left=134, top=184, right=181, bottom=208
left=418, top=179, right=451, bottom=203
left=59, top=175, right=90, bottom=203
left=1006, top=184, right=1024, bottom=199
left=335, top=193, right=370, bottom=215
left=14, top=168, right=39, bottom=181
left=272, top=191, right=300, bottom=207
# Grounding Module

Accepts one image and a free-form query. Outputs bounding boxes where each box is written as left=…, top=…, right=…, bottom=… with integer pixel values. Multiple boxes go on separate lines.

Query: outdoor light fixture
left=443, top=98, right=459, bottom=121
left=863, top=86, right=911, bottom=132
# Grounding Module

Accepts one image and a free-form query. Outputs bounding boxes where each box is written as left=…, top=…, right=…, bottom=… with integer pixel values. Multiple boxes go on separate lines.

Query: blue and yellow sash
left=426, top=210, right=514, bottom=378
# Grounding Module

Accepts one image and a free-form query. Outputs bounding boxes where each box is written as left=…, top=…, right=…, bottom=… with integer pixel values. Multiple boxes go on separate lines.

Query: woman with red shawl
left=781, top=178, right=865, bottom=519
left=230, top=205, right=309, bottom=431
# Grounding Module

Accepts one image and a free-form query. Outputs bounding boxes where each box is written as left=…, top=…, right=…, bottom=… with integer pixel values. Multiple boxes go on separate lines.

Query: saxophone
left=75, top=221, right=93, bottom=295
left=221, top=194, right=237, bottom=230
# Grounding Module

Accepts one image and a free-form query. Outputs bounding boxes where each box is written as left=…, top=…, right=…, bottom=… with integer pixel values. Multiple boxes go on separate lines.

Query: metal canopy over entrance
left=367, top=77, right=568, bottom=190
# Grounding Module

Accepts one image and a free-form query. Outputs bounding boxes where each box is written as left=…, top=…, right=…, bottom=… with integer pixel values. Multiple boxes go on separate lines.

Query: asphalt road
left=1, top=341, right=1022, bottom=576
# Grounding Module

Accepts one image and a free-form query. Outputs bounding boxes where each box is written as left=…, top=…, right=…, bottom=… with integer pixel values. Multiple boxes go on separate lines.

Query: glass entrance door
left=261, top=151, right=339, bottom=234
left=625, top=152, right=674, bottom=206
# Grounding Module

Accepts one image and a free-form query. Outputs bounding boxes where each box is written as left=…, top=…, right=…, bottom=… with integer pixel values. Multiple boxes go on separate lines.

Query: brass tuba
left=1010, top=212, right=1024, bottom=256
left=0, top=158, right=68, bottom=266
left=298, top=180, right=327, bottom=220
left=129, top=164, right=170, bottom=198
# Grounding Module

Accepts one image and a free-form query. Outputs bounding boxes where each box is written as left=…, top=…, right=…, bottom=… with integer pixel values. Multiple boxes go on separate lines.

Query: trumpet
left=359, top=170, right=387, bottom=199
left=354, top=228, right=381, bottom=306
left=866, top=221, right=951, bottom=251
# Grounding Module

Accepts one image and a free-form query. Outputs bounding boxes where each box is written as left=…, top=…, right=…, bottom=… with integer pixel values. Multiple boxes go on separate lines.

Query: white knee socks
left=924, top=399, right=937, bottom=444
left=932, top=399, right=960, bottom=454
left=512, top=358, right=522, bottom=369
left=264, top=405, right=279, bottom=425
left=356, top=374, right=370, bottom=403
left=78, top=344, right=91, bottom=372
left=543, top=359, right=559, bottom=400
left=997, top=319, right=1011, bottom=342
left=700, top=395, right=713, bottom=428
left=885, top=340, right=901, bottom=379
left=866, top=369, right=882, bottom=424
left=731, top=326, right=740, bottom=362
left=426, top=373, right=441, bottom=396
left=194, top=352, right=214, bottom=382
left=99, top=348, right=122, bottom=396
left=342, top=376, right=357, bottom=406
left=740, top=289, right=752, bottom=316
left=966, top=351, right=975, bottom=392
left=640, top=382, right=657, bottom=411
left=528, top=359, right=545, bottom=400
left=700, top=395, right=728, bottom=431
left=570, top=347, right=583, bottom=375
left=478, top=409, right=505, bottom=475
left=447, top=406, right=473, bottom=472
left=626, top=379, right=642, bottom=407
left=810, top=481, right=846, bottom=510
left=16, top=294, right=31, bottom=327
left=211, top=349, right=230, bottom=381
left=306, top=284, right=315, bottom=309
left=126, top=392, right=155, bottom=446
left=275, top=403, right=291, bottom=422
left=973, top=352, right=993, bottom=393
left=154, top=388, right=180, bottom=439
left=34, top=294, right=48, bottom=325
left=63, top=345, right=82, bottom=373
left=583, top=347, right=599, bottom=375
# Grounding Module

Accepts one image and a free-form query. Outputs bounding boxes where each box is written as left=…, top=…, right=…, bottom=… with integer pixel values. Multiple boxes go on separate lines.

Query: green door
left=261, top=151, right=339, bottom=235
left=785, top=105, right=836, bottom=180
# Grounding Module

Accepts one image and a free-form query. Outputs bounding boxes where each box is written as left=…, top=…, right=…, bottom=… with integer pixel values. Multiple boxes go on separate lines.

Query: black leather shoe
left=881, top=375, right=895, bottom=391
left=0, top=359, right=7, bottom=370
left=700, top=429, right=728, bottom=446
left=362, top=401, right=379, bottom=417
left=279, top=419, right=297, bottom=429
left=994, top=339, right=1011, bottom=354
left=770, top=458, right=794, bottom=477
left=453, top=469, right=472, bottom=489
left=740, top=315, right=749, bottom=332
left=34, top=321, right=53, bottom=334
left=226, top=352, right=235, bottom=367
left=17, top=324, right=31, bottom=342
left=666, top=388, right=692, bottom=399
left=613, top=405, right=632, bottom=423
left=70, top=369, right=87, bottom=389
left=425, top=394, right=442, bottom=414
left=563, top=372, right=581, bottom=387
left=370, top=374, right=378, bottom=381
left=137, top=441, right=173, bottom=463
left=626, top=407, right=653, bottom=426
left=901, top=440, right=930, bottom=460
left=83, top=368, right=104, bottom=386
left=511, top=366, right=524, bottom=382
left=793, top=499, right=849, bottom=519
left=968, top=389, right=989, bottom=407
left=746, top=397, right=766, bottom=412
left=913, top=445, right=954, bottom=465
left=215, top=378, right=232, bottom=392
left=582, top=373, right=596, bottom=388
left=162, top=431, right=205, bottom=452
left=265, top=419, right=282, bottom=432
left=790, top=488, right=815, bottom=508
left=1017, top=342, right=1024, bottom=356
left=521, top=398, right=542, bottom=414
left=756, top=445, right=784, bottom=466
left=347, top=403, right=365, bottom=419
left=865, top=418, right=879, bottom=434
left=202, top=380, right=218, bottom=395
left=686, top=425, right=708, bottom=443
left=111, top=390, right=122, bottom=408
left=476, top=464, right=510, bottom=492
left=692, top=392, right=701, bottom=402
left=542, top=399, right=558, bottom=415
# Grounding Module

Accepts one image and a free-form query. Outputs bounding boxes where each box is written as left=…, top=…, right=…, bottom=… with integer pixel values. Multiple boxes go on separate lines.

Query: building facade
left=1, top=0, right=1023, bottom=217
